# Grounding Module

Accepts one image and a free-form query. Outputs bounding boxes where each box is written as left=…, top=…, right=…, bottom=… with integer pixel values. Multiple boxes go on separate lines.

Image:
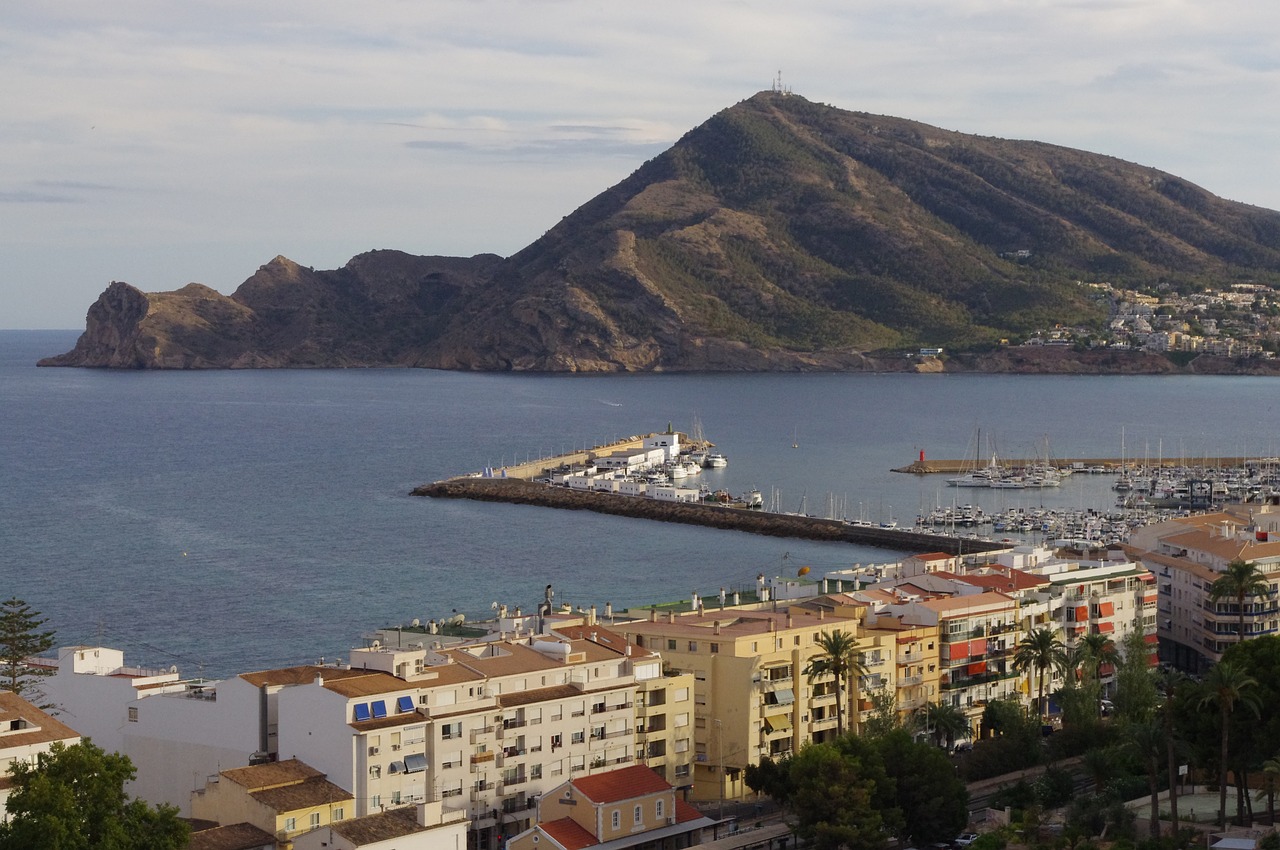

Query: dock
left=892, top=457, right=1257, bottom=474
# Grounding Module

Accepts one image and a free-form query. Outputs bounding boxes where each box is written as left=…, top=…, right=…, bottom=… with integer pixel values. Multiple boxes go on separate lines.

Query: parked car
left=954, top=833, right=980, bottom=848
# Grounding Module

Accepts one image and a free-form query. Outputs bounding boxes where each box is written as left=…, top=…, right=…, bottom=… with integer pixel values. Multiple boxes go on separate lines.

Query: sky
left=4, top=1, right=1280, bottom=329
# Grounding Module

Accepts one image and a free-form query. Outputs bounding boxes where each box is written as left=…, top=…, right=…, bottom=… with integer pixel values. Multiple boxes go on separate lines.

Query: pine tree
left=0, top=598, right=56, bottom=702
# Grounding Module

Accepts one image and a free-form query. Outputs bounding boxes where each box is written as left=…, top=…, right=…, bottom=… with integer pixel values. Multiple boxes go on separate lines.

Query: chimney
left=714, top=621, right=721, bottom=635
left=667, top=611, right=675, bottom=624
left=769, top=619, right=776, bottom=633
left=589, top=605, right=597, bottom=626
left=625, top=645, right=632, bottom=656
left=590, top=631, right=597, bottom=642
left=733, top=592, right=740, bottom=606
left=650, top=607, right=657, bottom=623
left=315, top=673, right=324, bottom=687
left=819, top=609, right=825, bottom=620
left=786, top=613, right=793, bottom=628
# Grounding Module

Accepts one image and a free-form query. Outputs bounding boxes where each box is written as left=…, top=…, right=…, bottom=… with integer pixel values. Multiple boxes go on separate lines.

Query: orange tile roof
left=572, top=764, right=671, bottom=803
left=0, top=692, right=81, bottom=751
left=220, top=758, right=322, bottom=791
left=674, top=799, right=704, bottom=823
left=542, top=817, right=599, bottom=850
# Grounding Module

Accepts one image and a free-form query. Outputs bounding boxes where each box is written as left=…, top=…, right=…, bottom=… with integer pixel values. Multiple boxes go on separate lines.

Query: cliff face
left=42, top=252, right=503, bottom=368
left=43, top=92, right=1280, bottom=371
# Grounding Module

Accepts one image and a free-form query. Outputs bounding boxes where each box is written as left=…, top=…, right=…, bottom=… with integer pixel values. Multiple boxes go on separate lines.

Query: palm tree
left=1258, top=755, right=1280, bottom=825
left=1079, top=633, right=1117, bottom=684
left=1209, top=559, right=1270, bottom=643
left=920, top=700, right=969, bottom=750
left=803, top=629, right=866, bottom=736
left=1198, top=661, right=1261, bottom=827
left=1121, top=722, right=1166, bottom=841
left=1013, top=627, right=1068, bottom=721
left=1156, top=668, right=1186, bottom=833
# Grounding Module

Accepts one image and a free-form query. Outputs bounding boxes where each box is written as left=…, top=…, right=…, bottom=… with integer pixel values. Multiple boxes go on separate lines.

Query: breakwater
left=415, top=478, right=1005, bottom=555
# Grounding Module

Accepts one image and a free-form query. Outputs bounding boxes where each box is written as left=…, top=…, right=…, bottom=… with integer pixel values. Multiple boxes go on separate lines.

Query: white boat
left=704, top=452, right=728, bottom=468
left=744, top=488, right=764, bottom=508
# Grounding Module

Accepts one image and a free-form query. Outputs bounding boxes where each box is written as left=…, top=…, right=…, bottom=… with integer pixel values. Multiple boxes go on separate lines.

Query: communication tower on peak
left=771, top=70, right=792, bottom=96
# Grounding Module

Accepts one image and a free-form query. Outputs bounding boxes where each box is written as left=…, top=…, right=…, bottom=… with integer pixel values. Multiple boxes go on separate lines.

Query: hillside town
left=5, top=498, right=1280, bottom=849
left=1021, top=282, right=1280, bottom=357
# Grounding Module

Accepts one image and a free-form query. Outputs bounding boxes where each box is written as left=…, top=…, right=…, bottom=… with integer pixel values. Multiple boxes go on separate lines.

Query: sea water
left=2, top=330, right=1277, bottom=678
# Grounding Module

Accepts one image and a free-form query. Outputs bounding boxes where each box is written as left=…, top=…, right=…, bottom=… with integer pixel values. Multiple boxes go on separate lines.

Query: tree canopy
left=745, top=732, right=967, bottom=849
left=0, top=740, right=189, bottom=850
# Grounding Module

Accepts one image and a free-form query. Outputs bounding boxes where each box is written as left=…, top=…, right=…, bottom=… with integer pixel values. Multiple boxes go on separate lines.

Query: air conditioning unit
left=392, top=744, right=401, bottom=751
left=370, top=746, right=380, bottom=756
left=668, top=815, right=677, bottom=825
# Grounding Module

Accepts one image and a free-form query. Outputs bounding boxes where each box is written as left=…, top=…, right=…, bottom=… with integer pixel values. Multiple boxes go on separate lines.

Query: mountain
left=42, top=91, right=1280, bottom=371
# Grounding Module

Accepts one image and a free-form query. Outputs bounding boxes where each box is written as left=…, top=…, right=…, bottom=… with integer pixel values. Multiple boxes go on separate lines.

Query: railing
left=470, top=751, right=495, bottom=764
left=592, top=702, right=633, bottom=714
left=896, top=674, right=923, bottom=687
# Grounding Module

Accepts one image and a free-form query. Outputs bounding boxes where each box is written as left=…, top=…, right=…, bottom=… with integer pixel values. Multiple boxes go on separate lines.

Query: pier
left=415, top=478, right=1005, bottom=555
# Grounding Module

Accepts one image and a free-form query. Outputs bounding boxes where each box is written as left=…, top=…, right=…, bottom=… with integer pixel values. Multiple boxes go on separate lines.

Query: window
left=371, top=700, right=387, bottom=719
left=634, top=804, right=643, bottom=824
left=688, top=641, right=697, bottom=651
left=127, top=707, right=138, bottom=722
left=284, top=817, right=297, bottom=833
left=441, top=722, right=462, bottom=740
left=354, top=703, right=372, bottom=722
left=710, top=643, right=719, bottom=653
left=656, top=799, right=665, bottom=820
left=572, top=731, right=585, bottom=744
left=397, top=695, right=414, bottom=713
left=612, top=811, right=621, bottom=830
left=371, top=795, right=381, bottom=810
left=551, top=733, right=562, bottom=749
left=310, top=812, right=321, bottom=829
left=667, top=639, right=677, bottom=651
left=333, top=807, right=344, bottom=821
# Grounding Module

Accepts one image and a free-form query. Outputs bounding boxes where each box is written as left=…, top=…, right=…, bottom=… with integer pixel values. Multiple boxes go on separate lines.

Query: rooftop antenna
left=772, top=70, right=791, bottom=96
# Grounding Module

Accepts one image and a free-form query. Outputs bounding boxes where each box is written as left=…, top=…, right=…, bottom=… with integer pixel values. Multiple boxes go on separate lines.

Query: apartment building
left=1127, top=503, right=1280, bottom=673
left=616, top=604, right=872, bottom=803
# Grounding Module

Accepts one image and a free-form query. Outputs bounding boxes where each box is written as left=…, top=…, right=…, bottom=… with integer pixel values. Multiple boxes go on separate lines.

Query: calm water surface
left=3, top=330, right=1277, bottom=677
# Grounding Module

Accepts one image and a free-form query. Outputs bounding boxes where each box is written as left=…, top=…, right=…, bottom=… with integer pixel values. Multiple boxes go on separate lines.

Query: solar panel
left=371, top=700, right=387, bottom=719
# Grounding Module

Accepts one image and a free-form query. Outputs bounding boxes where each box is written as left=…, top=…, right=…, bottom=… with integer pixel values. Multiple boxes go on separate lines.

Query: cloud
left=4, top=0, right=1280, bottom=327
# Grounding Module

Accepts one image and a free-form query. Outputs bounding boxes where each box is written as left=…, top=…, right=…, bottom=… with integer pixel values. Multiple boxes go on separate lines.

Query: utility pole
left=716, top=719, right=724, bottom=822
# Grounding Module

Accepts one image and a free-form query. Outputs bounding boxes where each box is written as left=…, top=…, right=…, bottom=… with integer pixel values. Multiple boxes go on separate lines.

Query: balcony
left=470, top=751, right=495, bottom=765
left=470, top=726, right=494, bottom=743
left=592, top=702, right=633, bottom=714
left=896, top=674, right=923, bottom=688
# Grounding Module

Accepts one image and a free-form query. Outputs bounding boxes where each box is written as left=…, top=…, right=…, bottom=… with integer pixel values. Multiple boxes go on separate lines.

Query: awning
left=397, top=695, right=414, bottom=713
left=967, top=661, right=987, bottom=675
left=403, top=753, right=427, bottom=773
left=1145, top=633, right=1159, bottom=644
left=371, top=700, right=387, bottom=719
left=1096, top=622, right=1115, bottom=634
left=764, top=714, right=792, bottom=733
left=1075, top=605, right=1088, bottom=621
left=1099, top=602, right=1115, bottom=617
left=947, top=644, right=969, bottom=661
left=353, top=703, right=371, bottom=722
left=773, top=688, right=795, bottom=706
left=969, top=638, right=987, bottom=655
